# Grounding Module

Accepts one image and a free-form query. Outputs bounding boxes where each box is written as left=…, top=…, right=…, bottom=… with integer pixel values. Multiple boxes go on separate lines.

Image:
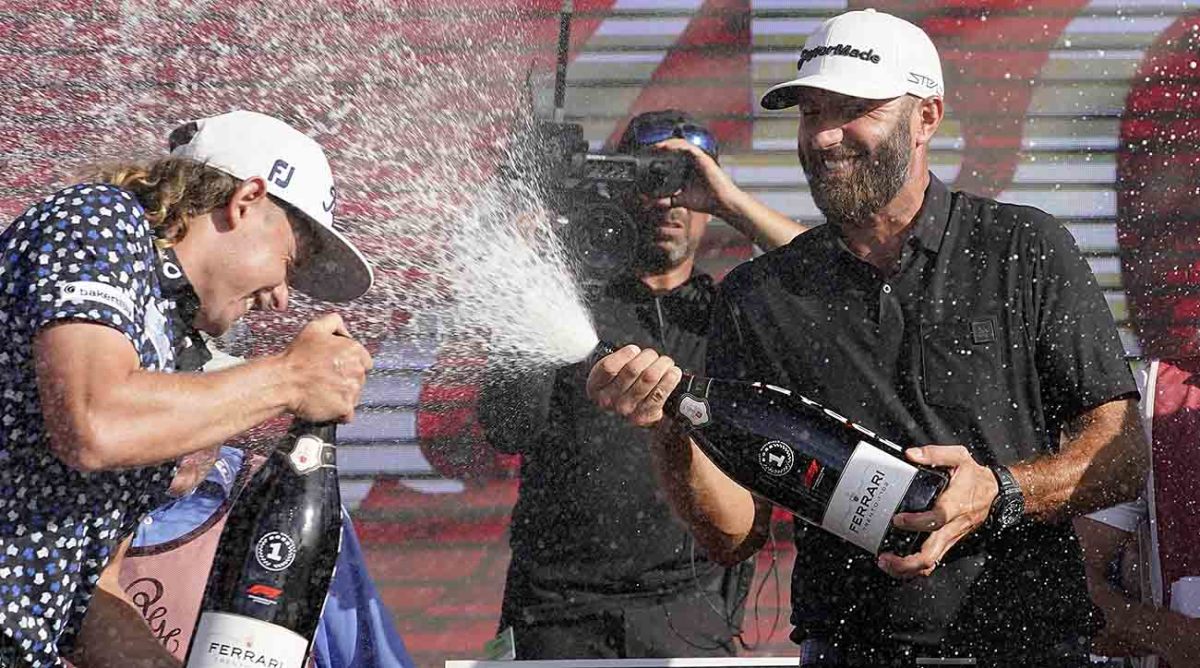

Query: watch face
left=999, top=499, right=1024, bottom=528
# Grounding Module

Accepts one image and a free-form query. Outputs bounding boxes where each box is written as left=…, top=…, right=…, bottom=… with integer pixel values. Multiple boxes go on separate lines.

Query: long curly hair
left=85, top=158, right=241, bottom=247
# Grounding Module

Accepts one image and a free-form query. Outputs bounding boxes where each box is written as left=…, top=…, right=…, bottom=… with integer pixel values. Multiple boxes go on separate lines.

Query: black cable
left=658, top=533, right=741, bottom=653
left=736, top=520, right=783, bottom=652
left=661, top=520, right=785, bottom=654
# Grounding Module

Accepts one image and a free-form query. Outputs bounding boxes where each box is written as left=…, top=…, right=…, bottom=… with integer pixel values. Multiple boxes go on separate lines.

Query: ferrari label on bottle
left=189, top=611, right=307, bottom=668
left=821, top=441, right=918, bottom=554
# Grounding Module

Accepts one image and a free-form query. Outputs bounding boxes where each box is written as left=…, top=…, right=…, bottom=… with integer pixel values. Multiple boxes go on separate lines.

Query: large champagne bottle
left=592, top=344, right=948, bottom=556
left=184, top=422, right=343, bottom=668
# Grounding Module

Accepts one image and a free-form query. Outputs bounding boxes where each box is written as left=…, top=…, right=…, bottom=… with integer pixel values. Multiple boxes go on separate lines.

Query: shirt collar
left=603, top=270, right=713, bottom=302
left=806, top=172, right=952, bottom=273
left=156, top=246, right=200, bottom=311
left=911, top=173, right=952, bottom=254
left=156, top=245, right=211, bottom=371
left=814, top=172, right=953, bottom=257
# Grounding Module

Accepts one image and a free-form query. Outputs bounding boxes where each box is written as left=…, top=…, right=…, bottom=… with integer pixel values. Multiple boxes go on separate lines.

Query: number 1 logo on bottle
left=255, top=531, right=297, bottom=572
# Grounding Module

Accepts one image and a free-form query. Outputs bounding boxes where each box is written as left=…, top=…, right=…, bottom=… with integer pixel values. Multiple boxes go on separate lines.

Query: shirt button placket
left=879, top=283, right=904, bottom=365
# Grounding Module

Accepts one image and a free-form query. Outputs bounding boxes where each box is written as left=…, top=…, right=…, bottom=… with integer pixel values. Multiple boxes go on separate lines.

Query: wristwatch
left=987, top=464, right=1025, bottom=531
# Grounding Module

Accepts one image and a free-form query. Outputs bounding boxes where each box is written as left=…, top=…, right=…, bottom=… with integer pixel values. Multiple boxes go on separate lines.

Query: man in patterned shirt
left=0, top=110, right=375, bottom=667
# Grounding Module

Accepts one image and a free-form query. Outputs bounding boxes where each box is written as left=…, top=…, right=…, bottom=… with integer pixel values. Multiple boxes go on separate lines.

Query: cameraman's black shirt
left=706, top=175, right=1137, bottom=660
left=480, top=272, right=724, bottom=622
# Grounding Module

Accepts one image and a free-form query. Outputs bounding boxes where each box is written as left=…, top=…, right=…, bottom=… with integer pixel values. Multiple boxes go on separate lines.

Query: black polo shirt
left=707, top=175, right=1137, bottom=660
left=480, top=274, right=730, bottom=624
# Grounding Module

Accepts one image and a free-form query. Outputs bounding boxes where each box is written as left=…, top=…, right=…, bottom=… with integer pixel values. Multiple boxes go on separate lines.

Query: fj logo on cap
left=798, top=44, right=881, bottom=69
left=269, top=159, right=295, bottom=189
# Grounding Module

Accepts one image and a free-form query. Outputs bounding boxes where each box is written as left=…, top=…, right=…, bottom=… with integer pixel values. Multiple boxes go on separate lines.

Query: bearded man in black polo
left=587, top=9, right=1147, bottom=668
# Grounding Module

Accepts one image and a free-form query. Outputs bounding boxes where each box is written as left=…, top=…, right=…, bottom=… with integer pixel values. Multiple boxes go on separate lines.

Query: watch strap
left=987, top=464, right=1025, bottom=530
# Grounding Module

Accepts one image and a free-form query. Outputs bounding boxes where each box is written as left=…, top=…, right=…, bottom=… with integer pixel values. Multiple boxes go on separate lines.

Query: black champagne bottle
left=592, top=343, right=948, bottom=556
left=184, top=421, right=343, bottom=668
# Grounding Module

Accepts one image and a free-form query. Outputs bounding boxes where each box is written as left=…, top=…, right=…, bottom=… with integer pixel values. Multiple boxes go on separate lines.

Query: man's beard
left=801, top=115, right=912, bottom=228
left=632, top=209, right=695, bottom=273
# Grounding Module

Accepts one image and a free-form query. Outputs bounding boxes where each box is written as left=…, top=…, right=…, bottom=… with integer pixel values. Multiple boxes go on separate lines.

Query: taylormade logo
left=798, top=44, right=881, bottom=69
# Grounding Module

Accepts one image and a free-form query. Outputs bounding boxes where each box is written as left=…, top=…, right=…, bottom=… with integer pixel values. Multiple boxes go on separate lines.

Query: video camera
left=523, top=120, right=693, bottom=280
left=502, top=2, right=701, bottom=282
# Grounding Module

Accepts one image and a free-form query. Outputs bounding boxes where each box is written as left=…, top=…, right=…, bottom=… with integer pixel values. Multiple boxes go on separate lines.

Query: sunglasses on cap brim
left=630, top=122, right=718, bottom=159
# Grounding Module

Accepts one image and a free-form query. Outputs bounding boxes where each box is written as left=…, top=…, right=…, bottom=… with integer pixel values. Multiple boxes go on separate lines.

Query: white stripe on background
left=1022, top=137, right=1121, bottom=151
left=979, top=163, right=1119, bottom=187
left=997, top=189, right=1116, bottom=218
left=1046, top=49, right=1143, bottom=61
left=1089, top=256, right=1121, bottom=277
left=750, top=18, right=826, bottom=36
left=1118, top=328, right=1141, bottom=357
left=593, top=17, right=692, bottom=37
left=1063, top=16, right=1175, bottom=35
left=573, top=52, right=669, bottom=65
left=339, top=444, right=432, bottom=476
left=340, top=480, right=375, bottom=510
left=339, top=411, right=417, bottom=442
left=751, top=0, right=846, bottom=9
left=1066, top=224, right=1118, bottom=251
left=400, top=479, right=467, bottom=494
left=612, top=0, right=704, bottom=10
left=1086, top=0, right=1200, bottom=9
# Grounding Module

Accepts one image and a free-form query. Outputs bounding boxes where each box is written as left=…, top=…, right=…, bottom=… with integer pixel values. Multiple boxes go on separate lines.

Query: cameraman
left=479, top=110, right=803, bottom=658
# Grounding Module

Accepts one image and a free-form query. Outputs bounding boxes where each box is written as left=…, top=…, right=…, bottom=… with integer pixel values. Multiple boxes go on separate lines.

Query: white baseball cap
left=169, top=110, right=374, bottom=303
left=761, top=9, right=944, bottom=110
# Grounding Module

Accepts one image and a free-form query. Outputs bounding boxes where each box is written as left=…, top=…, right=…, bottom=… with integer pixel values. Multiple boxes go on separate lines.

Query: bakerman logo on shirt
left=798, top=44, right=881, bottom=69
left=59, top=280, right=135, bottom=320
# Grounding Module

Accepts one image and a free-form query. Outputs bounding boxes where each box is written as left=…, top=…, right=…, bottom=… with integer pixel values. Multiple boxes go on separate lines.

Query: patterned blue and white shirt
left=0, top=184, right=188, bottom=666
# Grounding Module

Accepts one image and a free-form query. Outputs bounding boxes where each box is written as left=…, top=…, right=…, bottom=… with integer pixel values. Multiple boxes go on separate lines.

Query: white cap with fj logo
left=761, top=9, right=944, bottom=110
left=169, top=110, right=374, bottom=303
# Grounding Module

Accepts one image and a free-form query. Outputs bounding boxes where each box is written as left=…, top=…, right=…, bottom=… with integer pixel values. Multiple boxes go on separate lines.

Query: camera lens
left=563, top=200, right=638, bottom=277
